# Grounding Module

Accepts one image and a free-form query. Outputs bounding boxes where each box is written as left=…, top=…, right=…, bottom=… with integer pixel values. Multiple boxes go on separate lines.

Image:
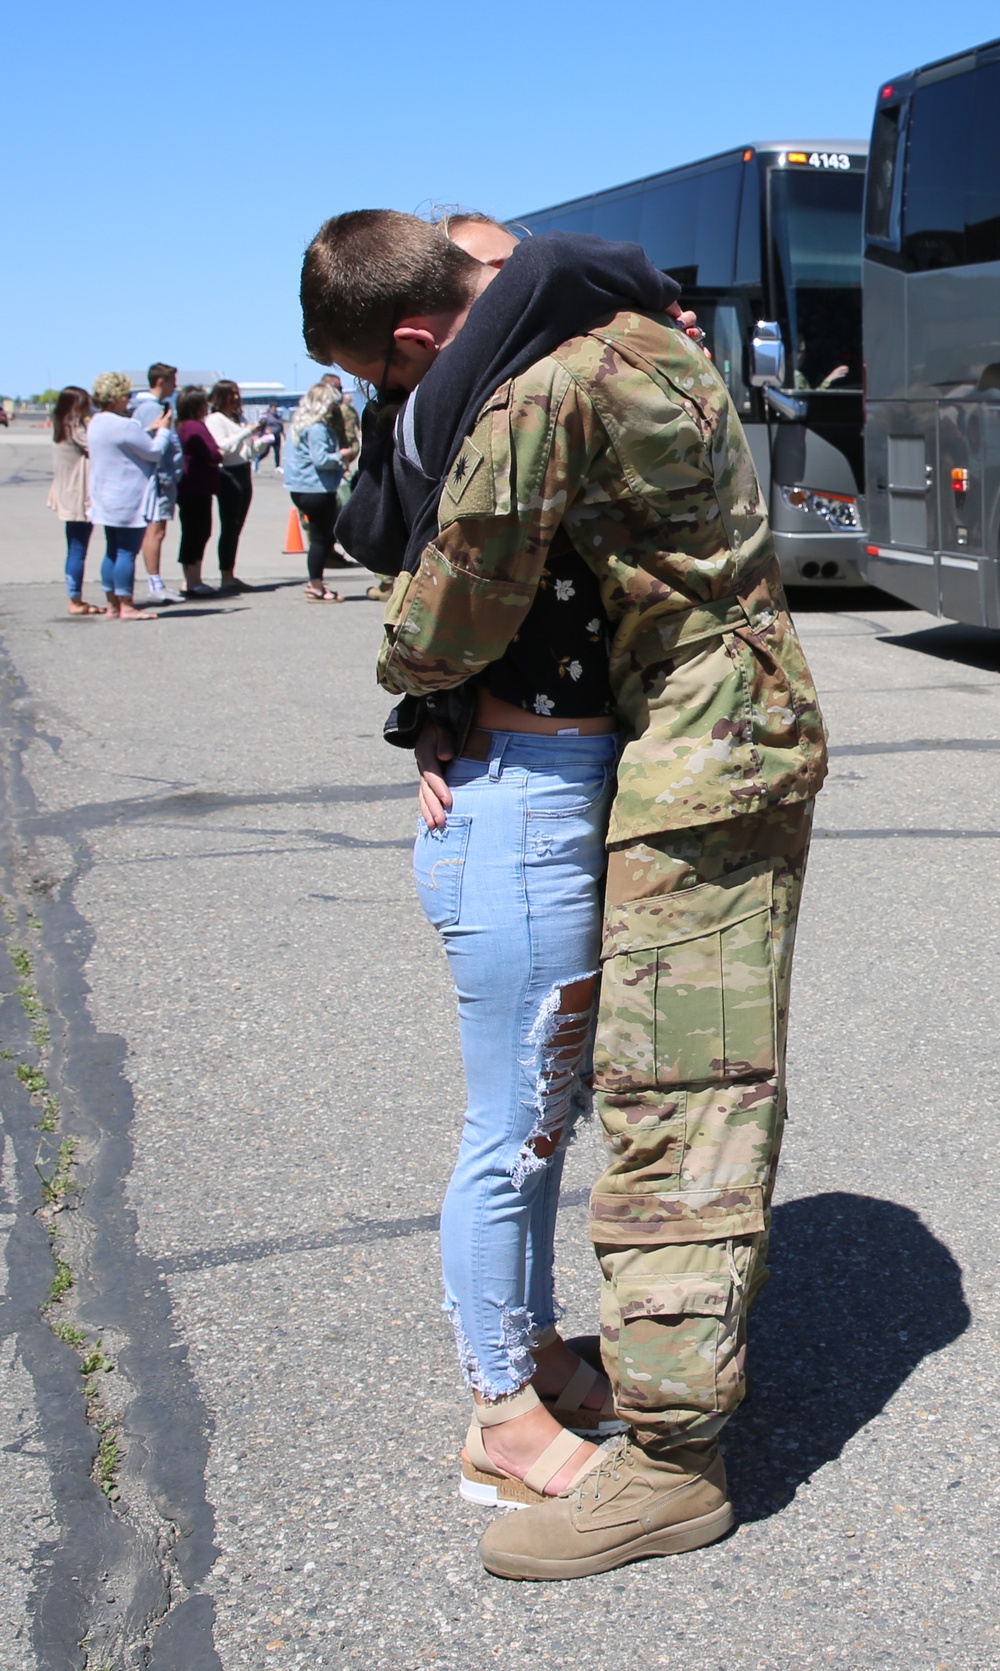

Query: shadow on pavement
left=725, top=1191, right=970, bottom=1522
left=876, top=620, right=1000, bottom=673
left=50, top=606, right=248, bottom=624
left=785, top=585, right=911, bottom=614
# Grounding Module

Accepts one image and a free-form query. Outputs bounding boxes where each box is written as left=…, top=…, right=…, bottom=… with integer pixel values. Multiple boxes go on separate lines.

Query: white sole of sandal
left=459, top=1475, right=532, bottom=1510
left=460, top=1454, right=544, bottom=1509
left=562, top=1414, right=629, bottom=1437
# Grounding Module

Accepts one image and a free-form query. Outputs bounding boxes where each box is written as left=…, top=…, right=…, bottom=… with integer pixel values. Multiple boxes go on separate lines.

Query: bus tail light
left=951, top=468, right=969, bottom=493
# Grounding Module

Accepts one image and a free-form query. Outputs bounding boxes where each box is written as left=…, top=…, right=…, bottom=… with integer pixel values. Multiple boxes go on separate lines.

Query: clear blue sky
left=3, top=0, right=997, bottom=396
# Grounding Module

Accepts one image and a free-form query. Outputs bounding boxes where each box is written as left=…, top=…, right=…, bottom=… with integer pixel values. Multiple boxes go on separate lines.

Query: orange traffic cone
left=283, top=507, right=306, bottom=555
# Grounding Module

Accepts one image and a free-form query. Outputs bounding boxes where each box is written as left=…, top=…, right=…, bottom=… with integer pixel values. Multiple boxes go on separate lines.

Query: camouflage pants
left=590, top=800, right=814, bottom=1449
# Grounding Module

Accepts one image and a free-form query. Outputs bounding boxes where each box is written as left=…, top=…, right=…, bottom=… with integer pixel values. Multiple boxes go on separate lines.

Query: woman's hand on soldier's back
left=416, top=723, right=454, bottom=829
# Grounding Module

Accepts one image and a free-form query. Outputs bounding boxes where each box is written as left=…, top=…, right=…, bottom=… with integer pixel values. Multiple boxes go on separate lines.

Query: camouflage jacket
left=377, top=310, right=827, bottom=843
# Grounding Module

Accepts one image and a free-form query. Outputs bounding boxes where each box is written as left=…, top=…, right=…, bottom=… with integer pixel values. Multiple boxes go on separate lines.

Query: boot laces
left=578, top=1435, right=630, bottom=1505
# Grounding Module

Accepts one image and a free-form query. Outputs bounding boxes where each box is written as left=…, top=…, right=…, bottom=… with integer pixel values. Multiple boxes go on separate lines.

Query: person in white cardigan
left=204, top=380, right=269, bottom=594
left=87, top=372, right=173, bottom=620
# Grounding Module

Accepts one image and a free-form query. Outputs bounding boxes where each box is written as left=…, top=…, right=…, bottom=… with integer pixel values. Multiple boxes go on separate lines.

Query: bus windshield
left=770, top=168, right=864, bottom=391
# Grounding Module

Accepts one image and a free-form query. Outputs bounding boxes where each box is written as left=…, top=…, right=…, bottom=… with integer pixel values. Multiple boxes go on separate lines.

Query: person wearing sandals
left=48, top=385, right=101, bottom=615
left=302, top=211, right=827, bottom=1580
left=205, top=380, right=270, bottom=594
left=283, top=382, right=346, bottom=602
left=87, top=372, right=173, bottom=621
left=175, top=387, right=224, bottom=595
left=311, top=215, right=628, bottom=1514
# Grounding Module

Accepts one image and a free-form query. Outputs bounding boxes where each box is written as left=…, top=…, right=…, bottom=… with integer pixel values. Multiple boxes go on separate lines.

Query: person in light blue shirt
left=130, top=362, right=185, bottom=604
left=88, top=372, right=172, bottom=619
left=283, top=383, right=346, bottom=601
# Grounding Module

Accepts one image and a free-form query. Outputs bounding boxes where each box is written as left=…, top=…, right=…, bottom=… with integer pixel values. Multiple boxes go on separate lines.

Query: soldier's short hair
left=300, top=209, right=482, bottom=363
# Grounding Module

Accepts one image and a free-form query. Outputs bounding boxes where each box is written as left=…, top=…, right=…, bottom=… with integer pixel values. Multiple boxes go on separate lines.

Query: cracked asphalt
left=0, top=435, right=998, bottom=1670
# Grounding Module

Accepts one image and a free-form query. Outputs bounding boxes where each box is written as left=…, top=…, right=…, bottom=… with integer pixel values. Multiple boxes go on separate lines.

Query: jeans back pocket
left=413, top=816, right=472, bottom=930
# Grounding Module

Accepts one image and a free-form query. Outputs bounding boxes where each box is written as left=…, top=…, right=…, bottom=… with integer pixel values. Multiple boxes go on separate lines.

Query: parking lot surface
left=1, top=439, right=998, bottom=1669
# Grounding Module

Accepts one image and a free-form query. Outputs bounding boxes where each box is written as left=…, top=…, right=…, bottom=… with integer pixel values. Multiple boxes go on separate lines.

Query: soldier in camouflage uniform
left=301, top=214, right=826, bottom=1579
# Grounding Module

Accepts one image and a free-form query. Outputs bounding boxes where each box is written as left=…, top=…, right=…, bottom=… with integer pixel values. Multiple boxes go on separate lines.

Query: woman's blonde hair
left=290, top=382, right=340, bottom=443
left=92, top=371, right=132, bottom=410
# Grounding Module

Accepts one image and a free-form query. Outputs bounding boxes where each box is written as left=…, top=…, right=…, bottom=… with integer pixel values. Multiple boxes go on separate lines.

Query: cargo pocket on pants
left=603, top=1269, right=735, bottom=1419
left=413, top=816, right=471, bottom=931
left=595, top=859, right=777, bottom=1091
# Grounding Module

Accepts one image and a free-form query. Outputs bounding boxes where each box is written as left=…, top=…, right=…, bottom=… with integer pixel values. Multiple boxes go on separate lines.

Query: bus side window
left=902, top=72, right=973, bottom=271
left=967, top=61, right=1000, bottom=264
left=865, top=103, right=903, bottom=246
left=591, top=193, right=641, bottom=244
left=639, top=177, right=698, bottom=275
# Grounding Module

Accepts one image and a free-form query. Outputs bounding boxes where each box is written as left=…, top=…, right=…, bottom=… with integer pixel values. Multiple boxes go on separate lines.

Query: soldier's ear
left=393, top=324, right=441, bottom=355
left=389, top=327, right=443, bottom=387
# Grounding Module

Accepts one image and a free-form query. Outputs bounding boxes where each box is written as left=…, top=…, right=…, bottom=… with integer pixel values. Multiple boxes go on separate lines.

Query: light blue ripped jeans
left=414, top=729, right=617, bottom=1399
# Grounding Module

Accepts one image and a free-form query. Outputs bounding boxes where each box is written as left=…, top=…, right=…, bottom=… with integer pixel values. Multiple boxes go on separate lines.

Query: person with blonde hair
left=87, top=372, right=172, bottom=620
left=282, top=382, right=346, bottom=601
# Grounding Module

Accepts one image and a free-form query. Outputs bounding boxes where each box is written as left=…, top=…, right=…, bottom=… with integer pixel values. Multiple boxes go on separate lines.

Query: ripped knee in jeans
left=511, top=973, right=597, bottom=1191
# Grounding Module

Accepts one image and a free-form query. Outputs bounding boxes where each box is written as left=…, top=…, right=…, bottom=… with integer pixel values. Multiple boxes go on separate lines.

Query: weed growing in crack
left=51, top=1321, right=87, bottom=1349
left=80, top=1342, right=114, bottom=1377
left=47, top=1255, right=73, bottom=1304
left=16, top=1061, right=46, bottom=1096
left=2, top=901, right=123, bottom=1504
left=95, top=1432, right=121, bottom=1498
left=38, top=1136, right=77, bottom=1208
left=16, top=983, right=44, bottom=1020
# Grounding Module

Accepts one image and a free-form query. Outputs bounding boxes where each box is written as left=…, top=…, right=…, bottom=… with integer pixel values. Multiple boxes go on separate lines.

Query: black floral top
left=481, top=541, right=613, bottom=718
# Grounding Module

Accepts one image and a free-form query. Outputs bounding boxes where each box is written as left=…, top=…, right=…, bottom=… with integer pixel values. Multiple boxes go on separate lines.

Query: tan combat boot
left=478, top=1435, right=733, bottom=1581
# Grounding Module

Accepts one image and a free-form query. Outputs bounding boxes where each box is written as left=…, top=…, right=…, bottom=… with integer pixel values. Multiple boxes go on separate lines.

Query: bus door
left=765, top=156, right=867, bottom=584
left=866, top=403, right=939, bottom=612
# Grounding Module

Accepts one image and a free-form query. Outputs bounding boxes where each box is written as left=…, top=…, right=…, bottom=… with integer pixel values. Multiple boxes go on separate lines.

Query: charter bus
left=861, top=38, right=1000, bottom=628
left=519, top=141, right=869, bottom=586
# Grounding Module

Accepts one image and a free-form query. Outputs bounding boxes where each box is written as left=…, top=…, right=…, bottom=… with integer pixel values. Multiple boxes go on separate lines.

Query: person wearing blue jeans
left=100, top=526, right=146, bottom=604
left=64, top=522, right=94, bottom=602
left=88, top=371, right=172, bottom=620
left=416, top=722, right=624, bottom=1507
left=48, top=386, right=102, bottom=615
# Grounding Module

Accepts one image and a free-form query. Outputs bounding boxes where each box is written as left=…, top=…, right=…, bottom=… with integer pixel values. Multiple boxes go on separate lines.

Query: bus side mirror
left=750, top=321, right=786, bottom=388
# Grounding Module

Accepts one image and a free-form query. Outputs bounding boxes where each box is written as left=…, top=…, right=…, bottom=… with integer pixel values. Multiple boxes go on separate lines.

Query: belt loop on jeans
left=488, top=732, right=507, bottom=780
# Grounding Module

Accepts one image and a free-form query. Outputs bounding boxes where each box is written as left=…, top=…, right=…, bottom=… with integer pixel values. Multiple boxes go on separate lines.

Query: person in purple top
left=175, top=387, right=223, bottom=596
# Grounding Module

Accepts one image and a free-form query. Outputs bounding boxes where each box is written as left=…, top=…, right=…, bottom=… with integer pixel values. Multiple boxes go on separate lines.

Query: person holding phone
left=87, top=372, right=173, bottom=619
left=130, top=362, right=185, bottom=604
left=205, top=380, right=269, bottom=593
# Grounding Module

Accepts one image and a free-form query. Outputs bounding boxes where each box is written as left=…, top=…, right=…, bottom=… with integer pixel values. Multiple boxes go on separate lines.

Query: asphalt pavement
left=0, top=436, right=997, bottom=1670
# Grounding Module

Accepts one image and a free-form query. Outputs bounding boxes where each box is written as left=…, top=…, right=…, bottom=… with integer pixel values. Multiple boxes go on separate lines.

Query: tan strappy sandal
left=460, top=1385, right=603, bottom=1510
left=530, top=1326, right=626, bottom=1436
left=540, top=1358, right=626, bottom=1435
